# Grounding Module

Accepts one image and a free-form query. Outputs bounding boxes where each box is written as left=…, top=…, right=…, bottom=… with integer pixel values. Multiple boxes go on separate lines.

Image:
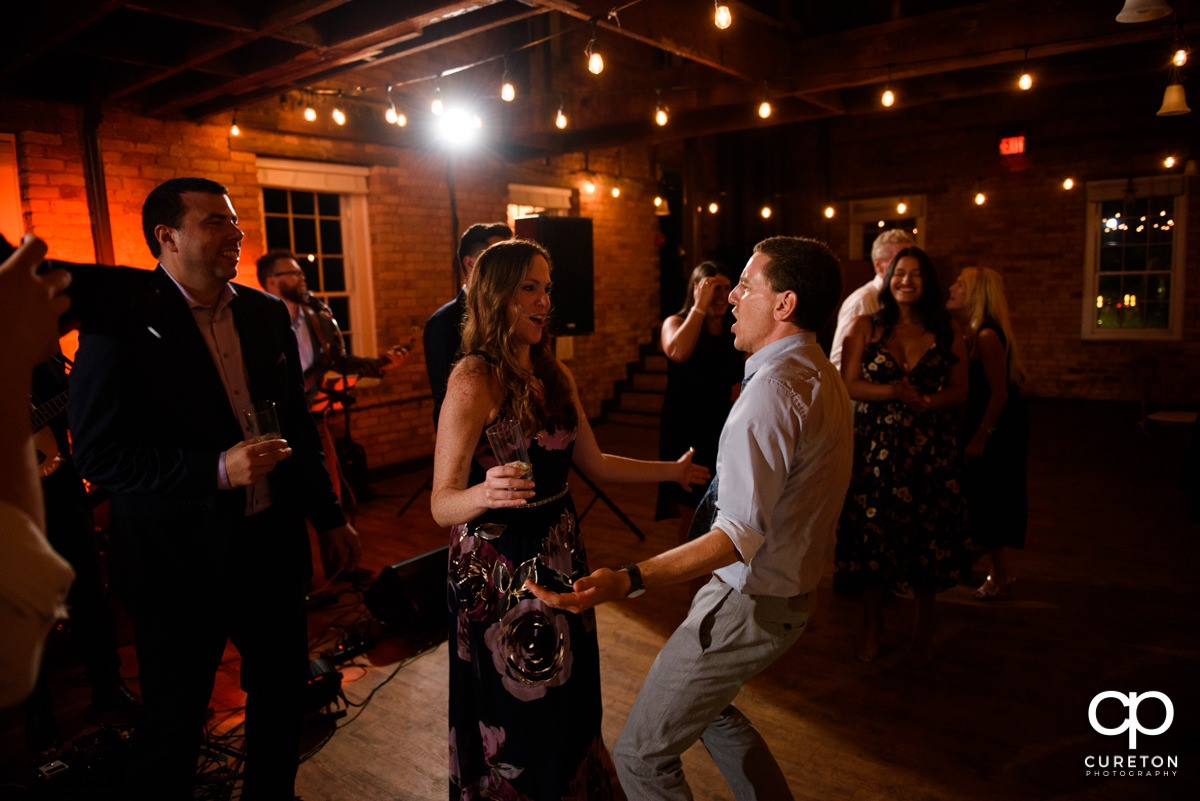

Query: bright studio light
left=437, top=108, right=481, bottom=147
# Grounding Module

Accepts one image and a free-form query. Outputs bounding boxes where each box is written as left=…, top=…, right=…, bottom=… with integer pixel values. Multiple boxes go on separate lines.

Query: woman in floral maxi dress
left=432, top=240, right=708, bottom=800
left=835, top=246, right=969, bottom=667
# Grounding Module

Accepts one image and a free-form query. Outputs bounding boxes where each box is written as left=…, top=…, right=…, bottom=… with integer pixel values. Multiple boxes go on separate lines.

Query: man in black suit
left=422, top=222, right=511, bottom=425
left=68, top=177, right=360, bottom=800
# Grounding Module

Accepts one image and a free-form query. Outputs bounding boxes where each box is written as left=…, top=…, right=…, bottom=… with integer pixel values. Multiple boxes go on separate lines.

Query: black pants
left=121, top=505, right=309, bottom=801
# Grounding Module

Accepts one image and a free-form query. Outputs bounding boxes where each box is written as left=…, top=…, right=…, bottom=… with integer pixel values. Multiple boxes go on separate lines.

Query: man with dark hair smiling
left=69, top=177, right=359, bottom=800
left=423, top=221, right=512, bottom=425
left=529, top=236, right=854, bottom=800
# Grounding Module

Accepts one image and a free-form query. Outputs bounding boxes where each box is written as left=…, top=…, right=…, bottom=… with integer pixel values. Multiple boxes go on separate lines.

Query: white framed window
left=1082, top=177, right=1186, bottom=340
left=256, top=158, right=379, bottom=357
left=506, top=183, right=573, bottom=230
left=847, top=194, right=925, bottom=259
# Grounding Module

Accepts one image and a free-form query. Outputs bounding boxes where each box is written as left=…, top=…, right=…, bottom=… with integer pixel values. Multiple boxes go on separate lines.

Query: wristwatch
left=621, top=564, right=646, bottom=598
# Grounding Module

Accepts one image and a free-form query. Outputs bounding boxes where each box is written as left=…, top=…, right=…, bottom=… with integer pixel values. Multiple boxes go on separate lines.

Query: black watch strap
left=621, top=564, right=646, bottom=598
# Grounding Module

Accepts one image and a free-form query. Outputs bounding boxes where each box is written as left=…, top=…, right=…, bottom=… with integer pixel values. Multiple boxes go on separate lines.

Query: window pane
left=1124, top=246, right=1146, bottom=271
left=1096, top=275, right=1120, bottom=330
left=1146, top=273, right=1170, bottom=302
left=265, top=217, right=291, bottom=251
left=319, top=219, right=343, bottom=254
left=290, top=191, right=315, bottom=216
left=299, top=257, right=318, bottom=285
left=323, top=257, right=346, bottom=291
left=293, top=218, right=318, bottom=254
left=1145, top=302, right=1169, bottom=329
left=328, top=296, right=351, bottom=334
left=263, top=187, right=289, bottom=214
left=1148, top=244, right=1172, bottom=271
left=317, top=193, right=340, bottom=217
left=1099, top=247, right=1122, bottom=271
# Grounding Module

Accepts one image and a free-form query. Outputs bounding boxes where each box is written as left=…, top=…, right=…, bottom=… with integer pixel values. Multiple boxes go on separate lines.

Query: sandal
left=973, top=575, right=1014, bottom=601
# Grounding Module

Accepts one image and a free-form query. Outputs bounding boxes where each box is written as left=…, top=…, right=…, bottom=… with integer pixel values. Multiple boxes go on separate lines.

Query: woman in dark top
left=431, top=239, right=707, bottom=800
left=836, top=247, right=969, bottom=666
left=946, top=266, right=1029, bottom=600
left=656, top=261, right=744, bottom=543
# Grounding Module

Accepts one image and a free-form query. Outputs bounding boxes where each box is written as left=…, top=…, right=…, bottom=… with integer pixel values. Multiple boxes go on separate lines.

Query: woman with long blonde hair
left=946, top=266, right=1029, bottom=600
left=432, top=239, right=707, bottom=800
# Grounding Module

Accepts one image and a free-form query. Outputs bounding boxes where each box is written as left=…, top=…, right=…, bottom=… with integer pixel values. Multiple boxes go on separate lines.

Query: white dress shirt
left=829, top=274, right=885, bottom=372
left=712, top=332, right=854, bottom=597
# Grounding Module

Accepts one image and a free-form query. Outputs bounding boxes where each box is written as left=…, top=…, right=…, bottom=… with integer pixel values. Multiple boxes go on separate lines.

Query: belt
left=522, top=484, right=569, bottom=508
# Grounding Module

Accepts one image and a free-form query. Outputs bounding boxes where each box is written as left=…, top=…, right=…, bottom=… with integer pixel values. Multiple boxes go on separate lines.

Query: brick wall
left=1, top=99, right=663, bottom=470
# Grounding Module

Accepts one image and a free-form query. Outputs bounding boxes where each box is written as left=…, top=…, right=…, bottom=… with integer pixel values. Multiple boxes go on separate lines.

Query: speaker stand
left=571, top=461, right=645, bottom=541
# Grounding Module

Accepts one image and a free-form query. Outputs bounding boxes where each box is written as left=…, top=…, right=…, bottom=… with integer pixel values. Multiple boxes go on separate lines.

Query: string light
left=758, top=99, right=772, bottom=119
left=654, top=196, right=663, bottom=208
left=974, top=191, right=987, bottom=205
left=896, top=202, right=907, bottom=214
left=385, top=85, right=400, bottom=124
left=824, top=206, right=836, bottom=219
left=1062, top=177, right=1075, bottom=190
left=655, top=91, right=668, bottom=126
left=332, top=107, right=346, bottom=125
left=882, top=88, right=895, bottom=107
left=760, top=206, right=772, bottom=219
left=1164, top=155, right=1176, bottom=168
left=708, top=202, right=719, bottom=214
left=583, top=176, right=595, bottom=193
left=555, top=98, right=568, bottom=129
left=431, top=86, right=444, bottom=116
left=586, top=23, right=604, bottom=75
left=1018, top=73, right=1033, bottom=90
left=714, top=2, right=732, bottom=30
left=303, top=93, right=317, bottom=122
left=1174, top=48, right=1188, bottom=67
left=611, top=186, right=621, bottom=198
left=229, top=112, right=240, bottom=136
left=501, top=62, right=515, bottom=102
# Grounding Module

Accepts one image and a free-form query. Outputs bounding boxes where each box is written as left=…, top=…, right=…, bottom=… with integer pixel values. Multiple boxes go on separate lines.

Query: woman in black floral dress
left=432, top=240, right=708, bottom=800
left=835, top=247, right=969, bottom=667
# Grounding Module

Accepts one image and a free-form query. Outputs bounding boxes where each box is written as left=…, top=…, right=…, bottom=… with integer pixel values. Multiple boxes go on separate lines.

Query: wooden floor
left=2, top=399, right=1196, bottom=800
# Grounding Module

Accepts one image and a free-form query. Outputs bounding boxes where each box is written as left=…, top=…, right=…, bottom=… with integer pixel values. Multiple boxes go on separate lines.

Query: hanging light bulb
left=708, top=202, right=719, bottom=214
left=303, top=95, right=317, bottom=122
left=760, top=206, right=772, bottom=219
left=385, top=86, right=400, bottom=124
left=654, top=196, right=663, bottom=208
left=555, top=100, right=568, bottom=129
left=586, top=24, right=604, bottom=75
left=1173, top=48, right=1188, bottom=67
left=655, top=91, right=668, bottom=126
left=229, top=112, right=240, bottom=136
left=714, top=2, right=732, bottom=29
left=583, top=177, right=595, bottom=194
left=332, top=107, right=346, bottom=126
left=758, top=99, right=773, bottom=119
left=431, top=86, right=444, bottom=116
left=1018, top=73, right=1033, bottom=90
left=824, top=206, right=836, bottom=219
left=882, top=88, right=895, bottom=107
left=611, top=186, right=621, bottom=198
left=501, top=64, right=516, bottom=102
left=896, top=202, right=907, bottom=214
left=1164, top=155, right=1177, bottom=168
left=974, top=191, right=987, bottom=205
left=1062, top=177, right=1075, bottom=190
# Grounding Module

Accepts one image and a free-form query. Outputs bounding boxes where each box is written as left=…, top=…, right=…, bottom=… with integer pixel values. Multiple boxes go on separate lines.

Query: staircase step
left=616, top=390, right=665, bottom=414
left=642, top=354, right=669, bottom=373
left=631, top=371, right=668, bottom=392
left=607, top=409, right=662, bottom=428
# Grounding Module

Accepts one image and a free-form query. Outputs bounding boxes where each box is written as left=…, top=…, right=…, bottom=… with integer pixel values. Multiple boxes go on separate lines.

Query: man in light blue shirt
left=529, top=236, right=854, bottom=800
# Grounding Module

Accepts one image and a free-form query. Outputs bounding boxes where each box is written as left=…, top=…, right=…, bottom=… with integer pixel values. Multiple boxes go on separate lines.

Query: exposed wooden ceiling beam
left=0, top=0, right=129, bottom=79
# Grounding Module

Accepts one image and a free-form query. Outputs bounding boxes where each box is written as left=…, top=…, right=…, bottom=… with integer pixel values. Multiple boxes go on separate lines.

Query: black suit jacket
left=423, top=288, right=466, bottom=425
left=68, top=267, right=344, bottom=585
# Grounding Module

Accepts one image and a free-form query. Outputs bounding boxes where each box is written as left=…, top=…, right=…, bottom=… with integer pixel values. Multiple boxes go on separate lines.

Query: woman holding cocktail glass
left=432, top=239, right=707, bottom=800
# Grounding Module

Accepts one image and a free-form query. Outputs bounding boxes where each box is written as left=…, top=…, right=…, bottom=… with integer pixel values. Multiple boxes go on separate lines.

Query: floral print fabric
left=447, top=423, right=625, bottom=800
left=835, top=337, right=970, bottom=594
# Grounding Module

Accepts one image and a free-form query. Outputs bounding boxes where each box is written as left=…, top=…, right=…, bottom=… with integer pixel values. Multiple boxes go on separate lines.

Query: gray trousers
left=614, top=576, right=815, bottom=800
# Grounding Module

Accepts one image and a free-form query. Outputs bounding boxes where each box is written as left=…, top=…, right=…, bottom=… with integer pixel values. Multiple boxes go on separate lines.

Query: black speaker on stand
left=515, top=216, right=593, bottom=336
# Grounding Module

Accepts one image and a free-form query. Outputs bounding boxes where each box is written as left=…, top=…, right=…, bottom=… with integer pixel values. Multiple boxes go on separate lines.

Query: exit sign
left=999, top=135, right=1026, bottom=155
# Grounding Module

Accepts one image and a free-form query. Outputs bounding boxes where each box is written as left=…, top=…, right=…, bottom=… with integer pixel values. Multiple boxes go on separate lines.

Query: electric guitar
left=32, top=389, right=69, bottom=478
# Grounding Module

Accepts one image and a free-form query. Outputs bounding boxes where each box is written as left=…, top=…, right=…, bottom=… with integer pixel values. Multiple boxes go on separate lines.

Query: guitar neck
left=32, top=390, right=70, bottom=432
